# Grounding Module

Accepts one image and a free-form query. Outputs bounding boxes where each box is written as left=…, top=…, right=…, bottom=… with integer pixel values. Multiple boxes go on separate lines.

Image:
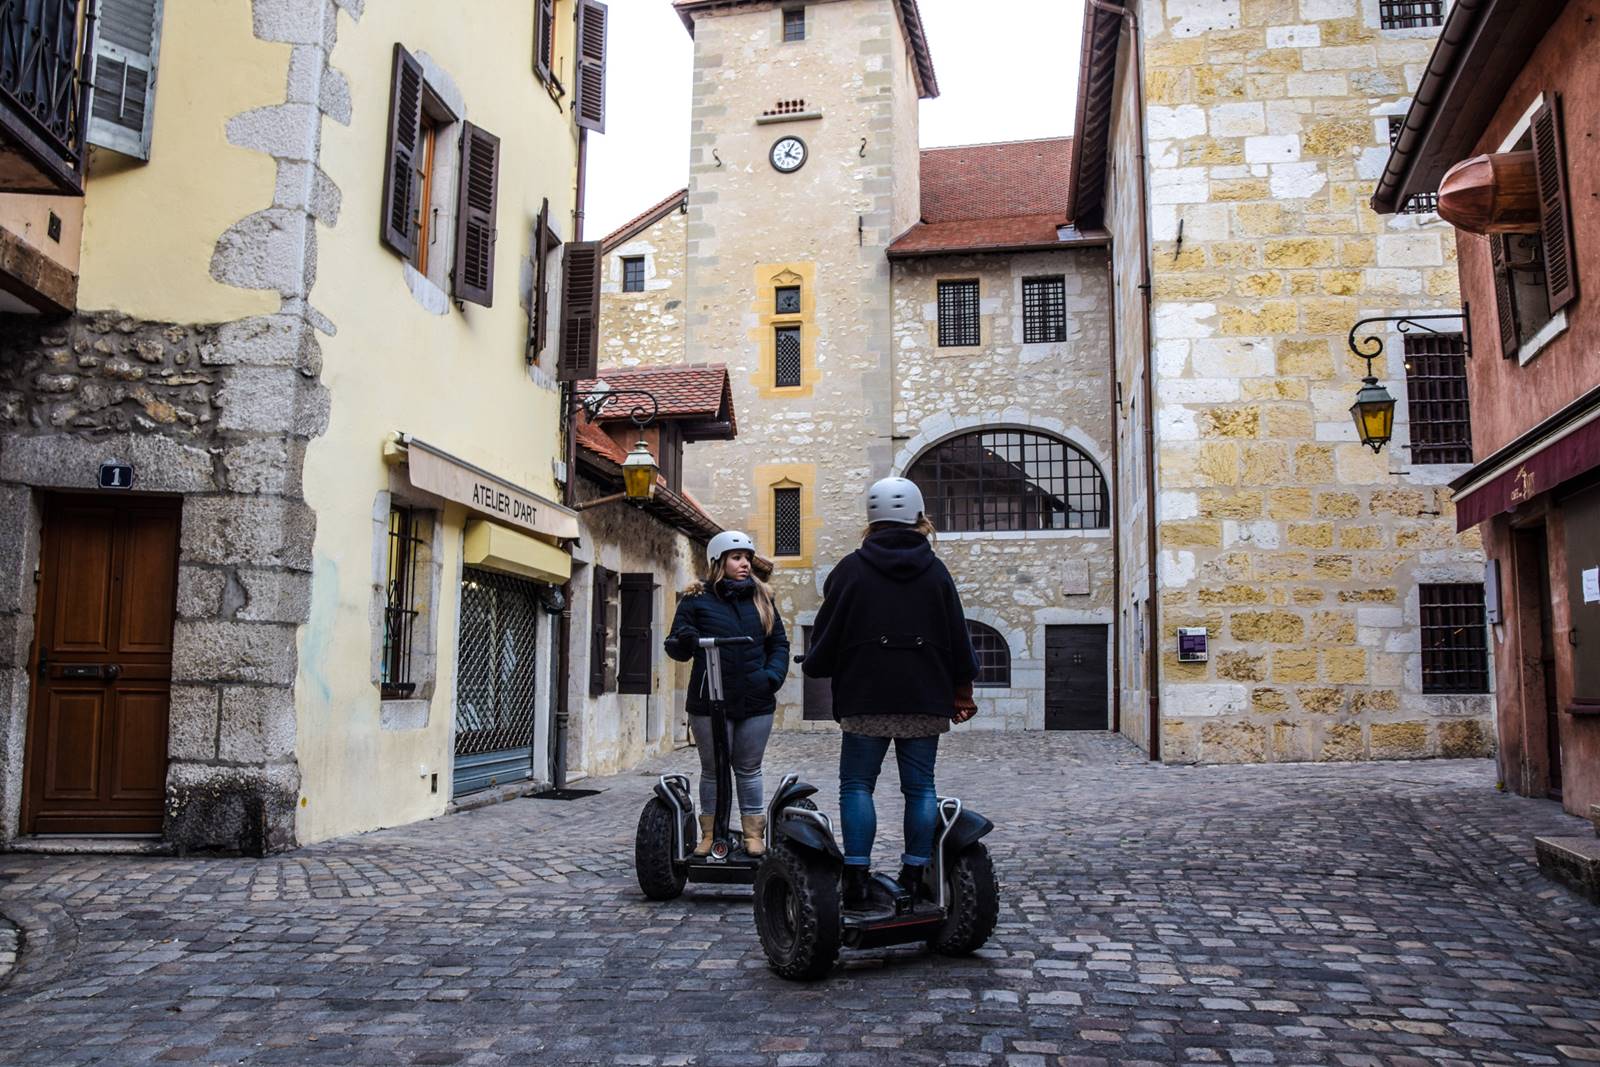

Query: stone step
left=7, top=835, right=171, bottom=856
left=1535, top=835, right=1600, bottom=904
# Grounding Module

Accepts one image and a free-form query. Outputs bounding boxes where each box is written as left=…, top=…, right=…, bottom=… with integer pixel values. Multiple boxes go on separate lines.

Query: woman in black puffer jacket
left=802, top=477, right=978, bottom=911
left=664, top=530, right=790, bottom=856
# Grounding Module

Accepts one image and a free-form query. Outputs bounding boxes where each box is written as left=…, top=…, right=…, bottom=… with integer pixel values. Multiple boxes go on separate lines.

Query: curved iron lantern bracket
left=566, top=387, right=661, bottom=429
left=1347, top=311, right=1468, bottom=370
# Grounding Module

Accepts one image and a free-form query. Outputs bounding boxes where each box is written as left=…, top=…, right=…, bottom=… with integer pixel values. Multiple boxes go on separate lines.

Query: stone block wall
left=600, top=206, right=687, bottom=370
left=1133, top=0, right=1491, bottom=763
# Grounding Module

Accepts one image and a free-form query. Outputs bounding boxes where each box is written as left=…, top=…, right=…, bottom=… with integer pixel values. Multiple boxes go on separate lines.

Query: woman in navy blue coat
left=664, top=530, right=790, bottom=856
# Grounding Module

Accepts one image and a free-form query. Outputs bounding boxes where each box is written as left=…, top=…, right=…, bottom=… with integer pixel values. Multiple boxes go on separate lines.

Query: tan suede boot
left=693, top=814, right=715, bottom=856
left=741, top=814, right=767, bottom=857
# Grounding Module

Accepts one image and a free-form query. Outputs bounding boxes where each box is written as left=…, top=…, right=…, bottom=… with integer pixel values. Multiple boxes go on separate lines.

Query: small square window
left=775, top=326, right=802, bottom=387
left=776, top=285, right=801, bottom=314
left=937, top=279, right=981, bottom=347
left=783, top=7, right=805, bottom=42
left=622, top=256, right=645, bottom=292
left=1403, top=333, right=1471, bottom=465
left=1420, top=583, right=1490, bottom=693
left=1379, top=1, right=1443, bottom=29
left=774, top=487, right=802, bottom=557
left=1022, top=276, right=1067, bottom=344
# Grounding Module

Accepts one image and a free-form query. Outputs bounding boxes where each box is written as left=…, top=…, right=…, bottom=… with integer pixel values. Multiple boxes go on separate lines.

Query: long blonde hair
left=704, top=554, right=777, bottom=635
left=861, top=514, right=938, bottom=543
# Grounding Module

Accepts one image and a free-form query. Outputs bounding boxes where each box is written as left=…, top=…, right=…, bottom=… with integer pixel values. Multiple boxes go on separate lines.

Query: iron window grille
left=1379, top=1, right=1443, bottom=28
left=622, top=255, right=645, bottom=292
left=1387, top=117, right=1438, bottom=213
left=937, top=279, right=981, bottom=347
left=775, top=325, right=802, bottom=387
left=967, top=620, right=1010, bottom=688
left=382, top=506, right=425, bottom=698
left=454, top=567, right=540, bottom=764
left=774, top=487, right=802, bottom=556
left=1023, top=276, right=1067, bottom=344
left=907, top=429, right=1110, bottom=532
left=1404, top=332, right=1472, bottom=464
left=775, top=285, right=801, bottom=314
left=783, top=7, right=805, bottom=41
left=1420, top=583, right=1490, bottom=693
left=0, top=0, right=97, bottom=193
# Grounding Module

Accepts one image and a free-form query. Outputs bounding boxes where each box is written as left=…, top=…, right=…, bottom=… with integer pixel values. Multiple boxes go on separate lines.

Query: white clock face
left=770, top=137, right=807, bottom=173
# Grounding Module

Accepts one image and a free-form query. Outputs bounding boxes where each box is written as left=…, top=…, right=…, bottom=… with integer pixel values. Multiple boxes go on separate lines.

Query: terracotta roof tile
left=577, top=364, right=735, bottom=432
left=888, top=138, right=1080, bottom=257
left=575, top=419, right=627, bottom=465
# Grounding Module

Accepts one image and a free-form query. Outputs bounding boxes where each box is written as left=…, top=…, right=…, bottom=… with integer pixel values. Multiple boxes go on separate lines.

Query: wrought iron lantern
left=1345, top=312, right=1466, bottom=456
left=566, top=385, right=663, bottom=510
left=620, top=438, right=659, bottom=503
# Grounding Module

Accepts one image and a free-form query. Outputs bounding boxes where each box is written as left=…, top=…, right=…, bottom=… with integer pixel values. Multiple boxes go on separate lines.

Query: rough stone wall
left=1136, top=0, right=1491, bottom=763
left=600, top=207, right=687, bottom=370
left=889, top=249, right=1117, bottom=729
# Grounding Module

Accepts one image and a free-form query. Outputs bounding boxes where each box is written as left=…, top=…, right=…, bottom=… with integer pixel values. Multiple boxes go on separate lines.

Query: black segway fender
left=774, top=808, right=843, bottom=861
left=769, top=777, right=820, bottom=812
left=653, top=778, right=692, bottom=810
left=940, top=807, right=994, bottom=855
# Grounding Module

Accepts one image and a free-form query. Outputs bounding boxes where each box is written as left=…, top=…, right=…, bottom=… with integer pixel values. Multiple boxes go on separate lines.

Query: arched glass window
left=967, top=620, right=1010, bottom=688
left=907, top=429, right=1108, bottom=532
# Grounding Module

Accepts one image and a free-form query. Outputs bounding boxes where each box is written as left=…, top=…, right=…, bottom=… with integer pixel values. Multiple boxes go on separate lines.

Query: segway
left=751, top=689, right=999, bottom=979
left=635, top=636, right=809, bottom=898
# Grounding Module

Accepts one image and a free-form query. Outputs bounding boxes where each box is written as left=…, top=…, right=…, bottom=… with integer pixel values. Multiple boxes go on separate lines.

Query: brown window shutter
left=589, top=566, right=611, bottom=697
left=559, top=240, right=602, bottom=380
left=574, top=0, right=608, bottom=133
left=531, top=199, right=551, bottom=362
left=1531, top=95, right=1578, bottom=312
left=618, top=573, right=654, bottom=694
left=535, top=0, right=556, bottom=83
left=1489, top=234, right=1519, bottom=359
left=381, top=44, right=425, bottom=260
left=452, top=122, right=501, bottom=307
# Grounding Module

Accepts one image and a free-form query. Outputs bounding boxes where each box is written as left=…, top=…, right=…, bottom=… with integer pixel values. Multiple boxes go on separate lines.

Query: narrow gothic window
left=775, top=325, right=802, bottom=387
left=774, top=487, right=802, bottom=556
left=937, top=279, right=980, bottom=347
left=1022, top=276, right=1067, bottom=343
left=622, top=256, right=645, bottom=292
left=1403, top=333, right=1471, bottom=464
left=783, top=7, right=805, bottom=42
left=1420, top=584, right=1490, bottom=693
left=775, top=285, right=801, bottom=314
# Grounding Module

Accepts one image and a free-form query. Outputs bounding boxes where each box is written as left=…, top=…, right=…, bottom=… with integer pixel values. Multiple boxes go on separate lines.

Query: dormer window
left=783, top=7, right=805, bottom=42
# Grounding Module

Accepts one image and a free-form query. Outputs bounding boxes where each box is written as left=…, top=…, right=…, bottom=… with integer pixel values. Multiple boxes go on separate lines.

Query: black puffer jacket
left=664, top=580, right=790, bottom=719
left=802, top=528, right=979, bottom=721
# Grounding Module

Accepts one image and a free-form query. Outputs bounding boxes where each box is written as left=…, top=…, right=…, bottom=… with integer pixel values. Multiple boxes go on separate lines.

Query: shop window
left=1022, top=276, right=1067, bottom=344
left=774, top=487, right=802, bottom=557
left=382, top=506, right=425, bottom=698
left=907, top=429, right=1109, bottom=532
left=1379, top=1, right=1443, bottom=28
left=775, top=326, right=802, bottom=387
left=1420, top=583, right=1490, bottom=694
left=1404, top=332, right=1472, bottom=464
left=783, top=7, right=805, bottom=42
left=938, top=279, right=980, bottom=347
left=1387, top=117, right=1437, bottom=214
left=618, top=574, right=654, bottom=695
left=967, top=621, right=1010, bottom=688
left=622, top=255, right=645, bottom=292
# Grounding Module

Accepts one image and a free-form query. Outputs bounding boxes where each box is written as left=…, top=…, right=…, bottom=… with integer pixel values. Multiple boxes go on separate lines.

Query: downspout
left=1105, top=249, right=1121, bottom=736
left=1090, top=0, right=1160, bottom=761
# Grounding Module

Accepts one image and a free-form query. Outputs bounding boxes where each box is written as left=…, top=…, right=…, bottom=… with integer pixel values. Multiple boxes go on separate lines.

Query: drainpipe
left=1105, top=249, right=1122, bottom=736
left=1090, top=0, right=1160, bottom=761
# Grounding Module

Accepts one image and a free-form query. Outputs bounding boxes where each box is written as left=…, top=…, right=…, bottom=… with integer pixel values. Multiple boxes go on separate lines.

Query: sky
left=585, top=0, right=1086, bottom=239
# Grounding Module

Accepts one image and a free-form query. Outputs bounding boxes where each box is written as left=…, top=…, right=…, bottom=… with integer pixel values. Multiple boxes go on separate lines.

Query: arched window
left=907, top=429, right=1108, bottom=532
left=967, top=620, right=1010, bottom=688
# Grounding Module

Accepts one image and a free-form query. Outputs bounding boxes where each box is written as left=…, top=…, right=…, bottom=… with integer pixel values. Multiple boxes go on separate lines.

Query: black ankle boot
left=897, top=863, right=931, bottom=901
left=842, top=865, right=872, bottom=909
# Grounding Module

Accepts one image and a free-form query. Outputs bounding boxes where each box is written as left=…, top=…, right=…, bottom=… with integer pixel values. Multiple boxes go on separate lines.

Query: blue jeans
left=838, top=732, right=939, bottom=868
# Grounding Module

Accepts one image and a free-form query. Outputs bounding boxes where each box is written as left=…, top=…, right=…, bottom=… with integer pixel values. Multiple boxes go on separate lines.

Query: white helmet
left=867, top=477, right=925, bottom=526
left=706, top=529, right=756, bottom=565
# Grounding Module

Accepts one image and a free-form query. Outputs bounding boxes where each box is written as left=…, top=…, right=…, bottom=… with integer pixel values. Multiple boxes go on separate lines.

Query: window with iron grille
left=1023, top=276, right=1067, bottom=344
left=382, top=506, right=424, bottom=698
left=774, top=486, right=802, bottom=556
left=783, top=7, right=805, bottom=41
left=1404, top=332, right=1472, bottom=464
left=1387, top=117, right=1438, bottom=213
left=622, top=255, right=645, bottom=292
left=1420, top=583, right=1490, bottom=693
left=775, top=285, right=801, bottom=314
left=907, top=429, right=1109, bottom=532
left=937, top=279, right=981, bottom=347
left=1379, top=0, right=1443, bottom=28
left=775, top=325, right=802, bottom=387
left=967, top=621, right=1010, bottom=688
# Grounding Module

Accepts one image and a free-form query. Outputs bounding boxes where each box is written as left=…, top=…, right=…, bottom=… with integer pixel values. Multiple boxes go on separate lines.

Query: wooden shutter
left=88, top=0, right=165, bottom=160
left=589, top=566, right=611, bottom=697
left=1531, top=95, right=1578, bottom=312
left=1489, top=234, right=1519, bottom=359
left=531, top=199, right=551, bottom=362
left=380, top=44, right=425, bottom=260
left=452, top=122, right=501, bottom=306
left=535, top=0, right=556, bottom=84
left=574, top=0, right=608, bottom=133
left=618, top=574, right=654, bottom=695
left=559, top=240, right=602, bottom=380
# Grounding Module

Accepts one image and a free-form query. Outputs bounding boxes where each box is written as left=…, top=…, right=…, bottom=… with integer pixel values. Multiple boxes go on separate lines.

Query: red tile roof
left=577, top=364, right=735, bottom=434
left=601, top=188, right=687, bottom=253
left=574, top=420, right=724, bottom=541
left=888, top=138, right=1099, bottom=258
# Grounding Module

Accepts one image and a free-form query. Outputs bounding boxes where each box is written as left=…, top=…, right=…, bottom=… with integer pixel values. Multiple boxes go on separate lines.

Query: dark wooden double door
left=23, top=495, right=180, bottom=835
left=1046, top=624, right=1108, bottom=731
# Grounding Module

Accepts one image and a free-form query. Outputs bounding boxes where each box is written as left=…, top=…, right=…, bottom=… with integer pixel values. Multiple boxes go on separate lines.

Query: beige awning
left=464, top=520, right=571, bottom=583
left=388, top=434, right=579, bottom=542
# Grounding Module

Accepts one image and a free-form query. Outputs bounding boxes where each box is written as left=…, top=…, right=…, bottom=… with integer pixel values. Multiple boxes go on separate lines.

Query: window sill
left=404, top=261, right=451, bottom=316
left=1517, top=309, right=1568, bottom=366
left=380, top=698, right=431, bottom=731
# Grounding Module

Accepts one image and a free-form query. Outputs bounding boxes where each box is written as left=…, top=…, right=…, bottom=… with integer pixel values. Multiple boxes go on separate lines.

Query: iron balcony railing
left=0, top=0, right=96, bottom=194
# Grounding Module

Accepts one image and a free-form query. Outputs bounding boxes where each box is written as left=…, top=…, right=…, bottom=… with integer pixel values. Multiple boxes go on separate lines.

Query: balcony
left=0, top=0, right=95, bottom=195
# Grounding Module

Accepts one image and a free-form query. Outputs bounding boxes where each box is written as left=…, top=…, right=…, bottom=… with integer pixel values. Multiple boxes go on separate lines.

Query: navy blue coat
left=801, top=528, right=979, bottom=722
left=664, top=580, right=790, bottom=719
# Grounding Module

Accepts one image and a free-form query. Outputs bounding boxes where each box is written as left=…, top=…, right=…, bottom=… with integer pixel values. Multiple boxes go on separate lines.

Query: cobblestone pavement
left=2, top=733, right=1599, bottom=1066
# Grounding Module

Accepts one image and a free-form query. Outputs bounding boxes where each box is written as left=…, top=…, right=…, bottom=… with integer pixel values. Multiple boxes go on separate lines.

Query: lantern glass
left=621, top=439, right=658, bottom=501
left=1349, top=380, right=1396, bottom=454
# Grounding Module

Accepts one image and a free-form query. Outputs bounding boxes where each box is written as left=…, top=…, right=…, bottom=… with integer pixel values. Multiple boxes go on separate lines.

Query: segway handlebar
left=697, top=635, right=754, bottom=648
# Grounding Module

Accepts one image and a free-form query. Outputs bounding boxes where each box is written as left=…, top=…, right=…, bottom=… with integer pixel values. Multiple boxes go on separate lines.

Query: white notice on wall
left=1584, top=567, right=1600, bottom=604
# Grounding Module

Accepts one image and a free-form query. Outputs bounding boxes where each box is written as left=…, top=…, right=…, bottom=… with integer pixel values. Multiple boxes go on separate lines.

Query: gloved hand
left=952, top=682, right=977, bottom=724
left=669, top=627, right=700, bottom=654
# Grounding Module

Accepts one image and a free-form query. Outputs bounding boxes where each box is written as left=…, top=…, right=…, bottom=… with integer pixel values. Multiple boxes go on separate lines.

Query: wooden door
left=1045, top=624, right=1108, bottom=731
left=23, top=495, right=180, bottom=834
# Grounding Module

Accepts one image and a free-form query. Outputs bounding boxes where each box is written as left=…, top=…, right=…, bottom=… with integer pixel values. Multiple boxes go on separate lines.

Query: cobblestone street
left=1, top=733, right=1598, bottom=1066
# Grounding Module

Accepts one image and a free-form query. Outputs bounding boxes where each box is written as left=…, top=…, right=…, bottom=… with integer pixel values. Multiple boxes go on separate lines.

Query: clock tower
left=673, top=0, right=938, bottom=725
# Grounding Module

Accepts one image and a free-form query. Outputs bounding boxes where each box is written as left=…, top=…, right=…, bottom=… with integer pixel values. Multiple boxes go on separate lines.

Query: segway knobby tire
left=928, top=842, right=998, bottom=956
left=634, top=797, right=687, bottom=900
left=754, top=840, right=840, bottom=980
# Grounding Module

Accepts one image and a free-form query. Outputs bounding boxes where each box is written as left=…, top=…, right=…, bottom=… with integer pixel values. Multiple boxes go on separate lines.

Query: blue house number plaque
left=98, top=461, right=134, bottom=490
